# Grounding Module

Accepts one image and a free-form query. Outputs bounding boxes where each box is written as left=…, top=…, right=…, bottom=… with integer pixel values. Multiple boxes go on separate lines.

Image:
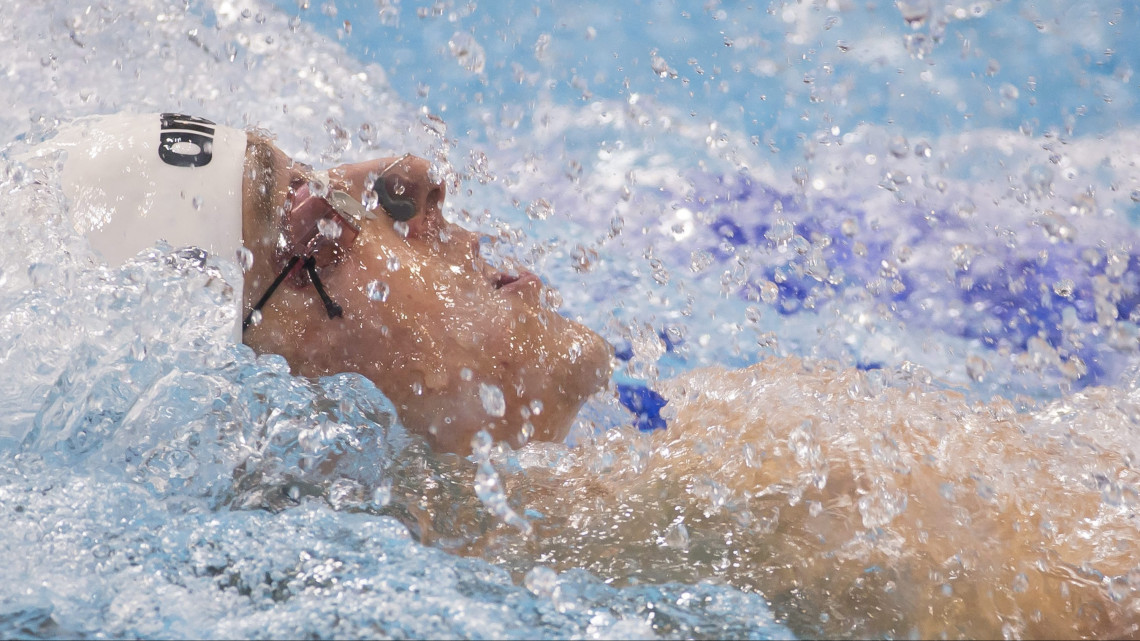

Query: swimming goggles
left=242, top=157, right=417, bottom=331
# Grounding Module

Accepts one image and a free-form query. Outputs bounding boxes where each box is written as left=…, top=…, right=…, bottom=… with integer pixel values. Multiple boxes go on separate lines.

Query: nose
left=372, top=155, right=445, bottom=230
left=447, top=224, right=482, bottom=260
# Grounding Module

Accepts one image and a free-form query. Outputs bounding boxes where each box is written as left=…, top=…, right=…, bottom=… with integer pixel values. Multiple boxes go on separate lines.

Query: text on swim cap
left=159, top=113, right=216, bottom=168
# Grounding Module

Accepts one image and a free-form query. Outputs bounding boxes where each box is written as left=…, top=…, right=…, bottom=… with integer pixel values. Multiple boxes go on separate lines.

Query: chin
left=414, top=326, right=612, bottom=455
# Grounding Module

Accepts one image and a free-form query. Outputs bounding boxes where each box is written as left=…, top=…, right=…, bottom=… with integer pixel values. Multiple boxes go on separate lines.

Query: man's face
left=242, top=150, right=612, bottom=453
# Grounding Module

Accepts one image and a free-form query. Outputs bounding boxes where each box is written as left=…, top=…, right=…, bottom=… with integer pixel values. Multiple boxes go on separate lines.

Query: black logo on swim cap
left=158, top=113, right=216, bottom=168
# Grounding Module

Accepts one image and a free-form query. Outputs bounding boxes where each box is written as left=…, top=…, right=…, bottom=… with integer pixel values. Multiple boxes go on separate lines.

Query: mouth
left=492, top=269, right=541, bottom=293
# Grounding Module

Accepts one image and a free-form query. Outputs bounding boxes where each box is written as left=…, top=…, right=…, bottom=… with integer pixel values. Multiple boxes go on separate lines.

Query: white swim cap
left=20, top=113, right=248, bottom=339
left=23, top=112, right=247, bottom=268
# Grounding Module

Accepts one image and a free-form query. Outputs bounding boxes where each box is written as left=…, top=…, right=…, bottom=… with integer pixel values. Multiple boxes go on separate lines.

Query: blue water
left=3, top=0, right=1140, bottom=638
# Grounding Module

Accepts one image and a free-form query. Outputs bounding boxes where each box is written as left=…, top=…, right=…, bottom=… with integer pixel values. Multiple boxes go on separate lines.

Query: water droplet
left=192, top=196, right=203, bottom=210
left=765, top=218, right=795, bottom=249
left=27, top=263, right=52, bottom=287
left=535, top=285, right=559, bottom=311
left=534, top=32, right=552, bottom=62
left=309, top=177, right=330, bottom=199
left=479, top=383, right=506, bottom=417
left=317, top=217, right=342, bottom=239
left=1053, top=279, right=1074, bottom=298
left=529, top=399, right=543, bottom=416
left=663, top=521, right=690, bottom=549
left=460, top=368, right=473, bottom=381
left=248, top=309, right=263, bottom=327
left=236, top=247, right=254, bottom=272
left=840, top=218, right=859, bottom=237
left=1023, top=165, right=1054, bottom=198
left=366, top=280, right=389, bottom=302
left=914, top=141, right=932, bottom=158
left=570, top=245, right=597, bottom=272
left=651, top=54, right=675, bottom=79
left=760, top=281, right=779, bottom=304
left=1130, top=189, right=1140, bottom=203
left=1039, top=211, right=1076, bottom=243
left=1000, top=82, right=1019, bottom=101
left=518, top=421, right=535, bottom=445
left=966, top=355, right=989, bottom=382
left=888, top=135, right=910, bottom=158
left=449, top=31, right=486, bottom=74
left=386, top=255, right=401, bottom=271
left=526, top=198, right=553, bottom=220
left=371, top=479, right=392, bottom=508
left=392, top=221, right=410, bottom=238
left=1012, top=572, right=1029, bottom=593
left=896, top=0, right=931, bottom=27
left=950, top=244, right=978, bottom=271
left=690, top=249, right=713, bottom=273
left=743, top=443, right=760, bottom=468
left=524, top=566, right=559, bottom=599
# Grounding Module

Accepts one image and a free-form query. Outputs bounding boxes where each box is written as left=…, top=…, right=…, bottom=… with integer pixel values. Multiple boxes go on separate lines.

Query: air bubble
left=366, top=280, right=389, bottom=302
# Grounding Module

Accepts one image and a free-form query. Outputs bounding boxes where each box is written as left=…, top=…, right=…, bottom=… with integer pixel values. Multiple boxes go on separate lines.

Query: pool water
left=2, top=0, right=1140, bottom=638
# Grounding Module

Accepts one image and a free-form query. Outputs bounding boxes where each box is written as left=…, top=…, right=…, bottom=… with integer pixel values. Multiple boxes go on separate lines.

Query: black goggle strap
left=242, top=254, right=342, bottom=331
left=303, top=255, right=343, bottom=319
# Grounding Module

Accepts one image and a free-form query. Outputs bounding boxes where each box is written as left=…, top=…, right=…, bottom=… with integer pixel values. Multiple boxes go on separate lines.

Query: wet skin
left=240, top=145, right=612, bottom=454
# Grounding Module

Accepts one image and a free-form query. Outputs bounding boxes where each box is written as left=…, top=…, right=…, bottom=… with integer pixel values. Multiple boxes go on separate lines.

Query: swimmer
left=23, top=113, right=1140, bottom=638
left=22, top=112, right=612, bottom=454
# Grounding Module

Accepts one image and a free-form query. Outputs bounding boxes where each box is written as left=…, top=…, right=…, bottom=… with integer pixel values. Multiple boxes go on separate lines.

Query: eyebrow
left=245, top=134, right=279, bottom=225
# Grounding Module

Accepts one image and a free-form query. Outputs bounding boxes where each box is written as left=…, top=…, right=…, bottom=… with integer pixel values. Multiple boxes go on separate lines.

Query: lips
left=493, top=269, right=541, bottom=294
